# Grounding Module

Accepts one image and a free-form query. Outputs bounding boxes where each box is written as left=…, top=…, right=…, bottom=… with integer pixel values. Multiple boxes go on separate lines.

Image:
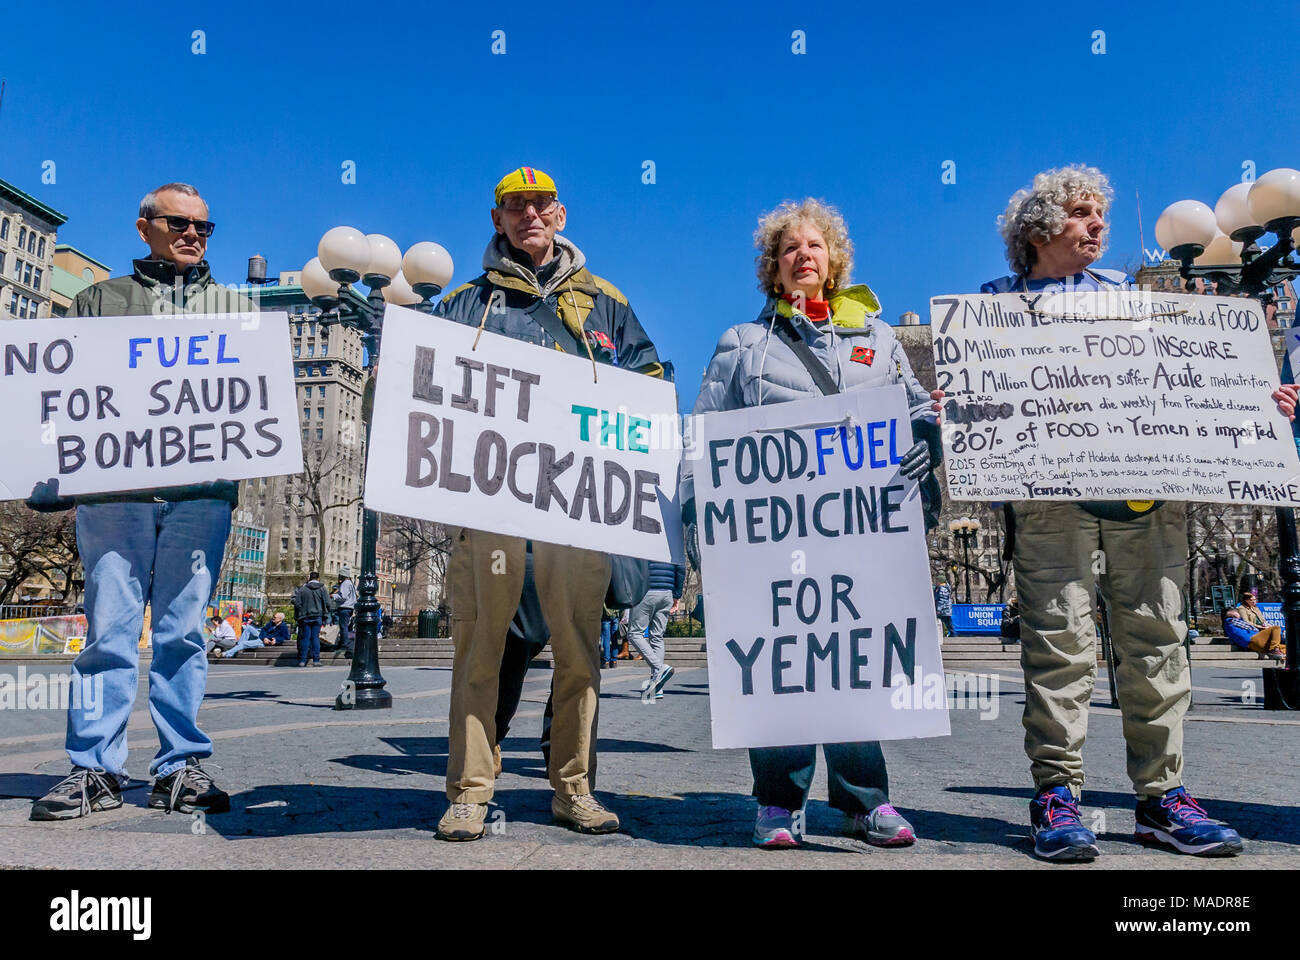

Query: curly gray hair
left=754, top=198, right=853, bottom=296
left=998, top=165, right=1113, bottom=277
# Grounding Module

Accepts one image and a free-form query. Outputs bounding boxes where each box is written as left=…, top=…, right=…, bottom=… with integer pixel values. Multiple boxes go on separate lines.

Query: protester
left=982, top=165, right=1243, bottom=860
left=291, top=571, right=331, bottom=667
left=27, top=182, right=244, bottom=820
left=1223, top=591, right=1285, bottom=661
left=433, top=166, right=663, bottom=841
left=934, top=580, right=953, bottom=637
left=684, top=198, right=942, bottom=849
left=334, top=566, right=358, bottom=655
left=627, top=560, right=685, bottom=699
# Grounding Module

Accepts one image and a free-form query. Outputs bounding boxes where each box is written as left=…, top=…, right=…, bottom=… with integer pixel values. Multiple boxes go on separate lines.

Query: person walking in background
left=291, top=571, right=331, bottom=667
left=627, top=560, right=684, bottom=699
left=683, top=198, right=942, bottom=850
left=934, top=580, right=953, bottom=637
left=334, top=566, right=358, bottom=655
left=600, top=603, right=620, bottom=669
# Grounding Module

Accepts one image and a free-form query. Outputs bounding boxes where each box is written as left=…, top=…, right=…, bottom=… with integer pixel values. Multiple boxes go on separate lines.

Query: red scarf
left=782, top=293, right=830, bottom=322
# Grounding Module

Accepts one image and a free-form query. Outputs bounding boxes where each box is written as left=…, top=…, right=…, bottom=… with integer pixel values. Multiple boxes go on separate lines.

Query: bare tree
left=285, top=436, right=364, bottom=578
left=381, top=516, right=453, bottom=610
left=0, top=503, right=80, bottom=604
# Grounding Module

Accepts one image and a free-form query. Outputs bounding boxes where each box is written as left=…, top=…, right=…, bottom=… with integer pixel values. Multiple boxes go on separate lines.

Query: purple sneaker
left=844, top=803, right=916, bottom=847
left=753, top=805, right=799, bottom=848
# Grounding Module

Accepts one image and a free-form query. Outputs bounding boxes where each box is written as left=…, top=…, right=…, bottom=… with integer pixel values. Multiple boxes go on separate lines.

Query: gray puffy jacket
left=683, top=285, right=932, bottom=504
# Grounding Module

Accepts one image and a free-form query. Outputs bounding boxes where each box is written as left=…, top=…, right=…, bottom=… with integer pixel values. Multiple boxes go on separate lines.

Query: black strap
left=524, top=294, right=587, bottom=357
left=771, top=311, right=839, bottom=396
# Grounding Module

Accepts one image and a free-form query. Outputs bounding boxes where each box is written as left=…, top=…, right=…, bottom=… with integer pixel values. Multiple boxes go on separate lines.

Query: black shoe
left=149, top=758, right=231, bottom=814
left=30, top=767, right=124, bottom=821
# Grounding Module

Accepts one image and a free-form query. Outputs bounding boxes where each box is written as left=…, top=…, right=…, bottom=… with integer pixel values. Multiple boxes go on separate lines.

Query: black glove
left=26, top=477, right=75, bottom=513
left=899, top=439, right=931, bottom=481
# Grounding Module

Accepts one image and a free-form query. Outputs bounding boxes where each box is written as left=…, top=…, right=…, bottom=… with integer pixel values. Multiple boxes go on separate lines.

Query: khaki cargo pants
left=1011, top=501, right=1189, bottom=798
left=445, top=529, right=610, bottom=803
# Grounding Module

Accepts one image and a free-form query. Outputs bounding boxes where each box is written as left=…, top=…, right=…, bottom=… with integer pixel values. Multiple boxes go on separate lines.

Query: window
left=27, top=231, right=36, bottom=254
left=8, top=292, right=16, bottom=314
left=307, top=344, right=315, bottom=357
left=294, top=345, right=301, bottom=357
left=0, top=253, right=5, bottom=275
left=317, top=407, right=324, bottom=420
left=23, top=262, right=32, bottom=286
left=303, top=407, right=310, bottom=420
left=18, top=227, right=26, bottom=247
left=316, top=428, right=323, bottom=440
left=12, top=258, right=21, bottom=279
left=0, top=218, right=8, bottom=239
left=296, top=367, right=304, bottom=377
left=37, top=237, right=45, bottom=259
left=32, top=267, right=41, bottom=291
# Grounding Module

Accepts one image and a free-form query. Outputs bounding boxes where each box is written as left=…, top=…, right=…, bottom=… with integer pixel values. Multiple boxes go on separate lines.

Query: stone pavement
left=0, top=659, right=1296, bottom=869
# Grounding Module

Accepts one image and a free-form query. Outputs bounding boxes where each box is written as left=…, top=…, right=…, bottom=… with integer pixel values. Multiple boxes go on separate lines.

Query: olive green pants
left=445, top=529, right=610, bottom=803
left=1011, top=501, right=1189, bottom=799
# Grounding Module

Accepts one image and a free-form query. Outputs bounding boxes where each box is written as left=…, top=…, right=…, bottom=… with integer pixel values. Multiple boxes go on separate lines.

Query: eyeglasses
left=149, top=215, right=216, bottom=237
left=499, top=195, right=558, bottom=215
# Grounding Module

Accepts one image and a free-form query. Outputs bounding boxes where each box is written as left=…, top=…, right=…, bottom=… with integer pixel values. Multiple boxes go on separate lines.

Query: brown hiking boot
left=493, top=743, right=502, bottom=779
left=552, top=792, right=620, bottom=834
left=437, top=801, right=488, bottom=841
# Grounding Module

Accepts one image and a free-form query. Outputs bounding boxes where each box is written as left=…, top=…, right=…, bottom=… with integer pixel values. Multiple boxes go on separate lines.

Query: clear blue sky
left=5, top=0, right=1297, bottom=410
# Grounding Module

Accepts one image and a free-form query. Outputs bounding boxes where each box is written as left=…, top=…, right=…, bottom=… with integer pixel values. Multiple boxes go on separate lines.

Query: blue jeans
left=337, top=607, right=353, bottom=652
left=298, top=619, right=321, bottom=664
left=68, top=499, right=233, bottom=779
left=600, top=620, right=615, bottom=661
left=222, top=629, right=266, bottom=658
left=749, top=742, right=889, bottom=816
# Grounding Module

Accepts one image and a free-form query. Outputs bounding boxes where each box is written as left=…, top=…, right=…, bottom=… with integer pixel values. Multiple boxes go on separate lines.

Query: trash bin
left=417, top=608, right=437, bottom=638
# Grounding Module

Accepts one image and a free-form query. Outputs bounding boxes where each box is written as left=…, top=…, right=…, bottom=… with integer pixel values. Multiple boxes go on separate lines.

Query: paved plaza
left=1, top=658, right=1296, bottom=869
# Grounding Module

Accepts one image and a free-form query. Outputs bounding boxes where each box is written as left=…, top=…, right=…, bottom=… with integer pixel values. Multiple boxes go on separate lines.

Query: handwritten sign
left=691, top=388, right=949, bottom=749
left=930, top=291, right=1300, bottom=505
left=365, top=305, right=682, bottom=562
left=0, top=312, right=301, bottom=499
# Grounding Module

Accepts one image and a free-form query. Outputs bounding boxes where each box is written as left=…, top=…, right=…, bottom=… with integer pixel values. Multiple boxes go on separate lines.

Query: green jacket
left=31, top=259, right=257, bottom=510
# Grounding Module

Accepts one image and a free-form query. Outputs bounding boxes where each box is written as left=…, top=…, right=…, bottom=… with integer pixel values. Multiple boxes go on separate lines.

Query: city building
left=49, top=244, right=111, bottom=316
left=214, top=509, right=270, bottom=613
left=235, top=272, right=369, bottom=607
left=0, top=176, right=65, bottom=320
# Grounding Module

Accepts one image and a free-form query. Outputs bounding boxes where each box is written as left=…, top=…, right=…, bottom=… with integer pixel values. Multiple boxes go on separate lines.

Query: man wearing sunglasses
left=28, top=182, right=254, bottom=822
left=434, top=166, right=663, bottom=841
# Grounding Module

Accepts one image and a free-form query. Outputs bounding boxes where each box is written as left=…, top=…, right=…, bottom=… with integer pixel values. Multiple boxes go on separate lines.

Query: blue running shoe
left=1134, top=788, right=1242, bottom=856
left=1029, top=786, right=1099, bottom=862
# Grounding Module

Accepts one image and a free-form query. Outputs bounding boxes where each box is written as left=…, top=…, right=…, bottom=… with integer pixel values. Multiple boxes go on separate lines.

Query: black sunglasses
left=149, top=215, right=216, bottom=237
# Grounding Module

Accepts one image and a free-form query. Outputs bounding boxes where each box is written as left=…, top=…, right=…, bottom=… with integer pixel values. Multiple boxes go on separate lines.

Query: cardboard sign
left=931, top=291, right=1300, bottom=505
left=690, top=388, right=950, bottom=749
left=0, top=312, right=302, bottom=499
left=365, top=305, right=682, bottom=562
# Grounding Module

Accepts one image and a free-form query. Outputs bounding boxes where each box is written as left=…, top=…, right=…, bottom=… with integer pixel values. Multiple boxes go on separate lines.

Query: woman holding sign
left=685, top=199, right=943, bottom=849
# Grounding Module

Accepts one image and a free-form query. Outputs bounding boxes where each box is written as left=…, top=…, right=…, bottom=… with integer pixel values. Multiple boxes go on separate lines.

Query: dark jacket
left=292, top=580, right=332, bottom=621
left=437, top=235, right=663, bottom=378
left=647, top=560, right=685, bottom=598
left=30, top=258, right=255, bottom=510
left=261, top=619, right=292, bottom=645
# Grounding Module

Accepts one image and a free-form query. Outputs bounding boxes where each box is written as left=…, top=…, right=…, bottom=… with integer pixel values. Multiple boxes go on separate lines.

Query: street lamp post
left=948, top=516, right=982, bottom=604
left=302, top=227, right=454, bottom=710
left=1158, top=168, right=1300, bottom=709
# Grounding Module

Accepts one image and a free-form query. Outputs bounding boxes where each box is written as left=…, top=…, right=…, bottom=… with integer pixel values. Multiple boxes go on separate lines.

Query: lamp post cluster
left=300, top=227, right=454, bottom=710
left=948, top=516, right=982, bottom=604
left=1157, top=167, right=1300, bottom=709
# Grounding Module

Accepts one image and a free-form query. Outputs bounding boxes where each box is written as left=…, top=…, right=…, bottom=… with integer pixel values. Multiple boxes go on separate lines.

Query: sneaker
left=552, top=792, right=620, bottom=834
left=492, top=743, right=502, bottom=779
left=1135, top=787, right=1242, bottom=856
left=29, top=767, right=124, bottom=821
left=843, top=803, right=916, bottom=847
left=437, top=801, right=488, bottom=841
left=652, top=664, right=675, bottom=697
left=1029, top=786, right=1099, bottom=862
left=753, top=805, right=799, bottom=848
left=640, top=675, right=653, bottom=692
left=148, top=758, right=231, bottom=814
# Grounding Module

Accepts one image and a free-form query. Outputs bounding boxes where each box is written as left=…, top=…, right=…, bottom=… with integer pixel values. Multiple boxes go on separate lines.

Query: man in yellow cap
left=434, top=166, right=663, bottom=840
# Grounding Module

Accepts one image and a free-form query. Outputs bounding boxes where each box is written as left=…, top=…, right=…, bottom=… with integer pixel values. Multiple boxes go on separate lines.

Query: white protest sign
left=930, top=290, right=1300, bottom=505
left=0, top=312, right=302, bottom=499
left=691, top=388, right=950, bottom=750
left=365, top=304, right=682, bottom=562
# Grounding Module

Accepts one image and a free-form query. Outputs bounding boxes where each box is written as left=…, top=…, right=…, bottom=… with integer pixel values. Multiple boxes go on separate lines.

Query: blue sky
left=5, top=0, right=1297, bottom=410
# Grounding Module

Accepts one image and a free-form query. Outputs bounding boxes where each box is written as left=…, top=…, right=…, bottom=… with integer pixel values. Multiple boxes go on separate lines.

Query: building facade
left=0, top=177, right=65, bottom=320
left=214, top=509, right=270, bottom=612
left=49, top=244, right=111, bottom=316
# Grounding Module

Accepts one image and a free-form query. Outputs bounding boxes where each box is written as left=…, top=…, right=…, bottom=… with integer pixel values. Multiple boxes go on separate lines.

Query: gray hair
left=997, top=165, right=1113, bottom=277
left=139, top=182, right=204, bottom=220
